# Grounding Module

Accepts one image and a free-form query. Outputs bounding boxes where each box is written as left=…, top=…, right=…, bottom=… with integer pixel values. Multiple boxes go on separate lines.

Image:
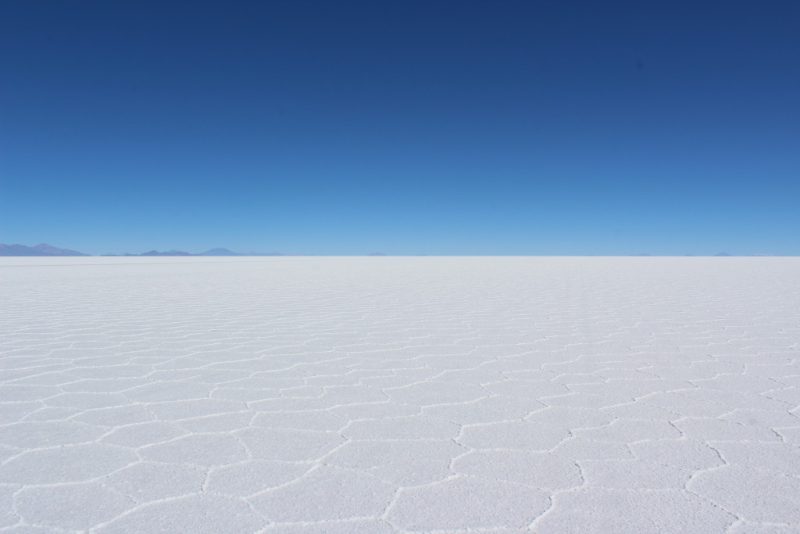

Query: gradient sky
left=1, top=1, right=798, bottom=255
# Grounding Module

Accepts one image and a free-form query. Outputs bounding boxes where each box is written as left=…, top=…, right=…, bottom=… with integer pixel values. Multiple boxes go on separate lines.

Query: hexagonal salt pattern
left=0, top=256, right=799, bottom=533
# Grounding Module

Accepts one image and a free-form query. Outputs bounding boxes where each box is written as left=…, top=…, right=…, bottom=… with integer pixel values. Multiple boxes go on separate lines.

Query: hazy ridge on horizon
left=1, top=243, right=794, bottom=258
left=0, top=243, right=286, bottom=257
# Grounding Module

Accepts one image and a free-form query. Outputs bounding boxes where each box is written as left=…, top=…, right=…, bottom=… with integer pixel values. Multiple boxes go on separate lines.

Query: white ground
left=1, top=257, right=799, bottom=534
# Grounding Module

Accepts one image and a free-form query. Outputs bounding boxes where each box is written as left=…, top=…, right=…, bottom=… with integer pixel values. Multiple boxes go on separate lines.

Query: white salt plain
left=0, top=256, right=799, bottom=533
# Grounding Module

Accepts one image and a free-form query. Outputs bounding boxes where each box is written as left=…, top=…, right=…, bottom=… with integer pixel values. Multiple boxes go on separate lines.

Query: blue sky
left=1, top=1, right=798, bottom=255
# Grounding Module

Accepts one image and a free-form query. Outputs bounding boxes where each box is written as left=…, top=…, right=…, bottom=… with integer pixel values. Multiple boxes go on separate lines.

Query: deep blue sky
left=1, top=1, right=798, bottom=255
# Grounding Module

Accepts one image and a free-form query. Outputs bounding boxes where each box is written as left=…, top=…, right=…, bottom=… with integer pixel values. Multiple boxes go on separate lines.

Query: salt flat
left=0, top=257, right=799, bottom=533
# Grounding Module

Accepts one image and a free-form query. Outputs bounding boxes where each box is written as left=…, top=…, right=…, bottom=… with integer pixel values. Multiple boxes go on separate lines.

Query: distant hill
left=0, top=243, right=287, bottom=256
left=113, top=248, right=281, bottom=256
left=138, top=250, right=193, bottom=256
left=198, top=249, right=285, bottom=256
left=199, top=248, right=243, bottom=256
left=0, top=243, right=88, bottom=256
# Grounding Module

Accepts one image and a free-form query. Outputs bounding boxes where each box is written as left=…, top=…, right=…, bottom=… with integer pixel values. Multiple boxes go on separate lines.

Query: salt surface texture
left=0, top=257, right=799, bottom=533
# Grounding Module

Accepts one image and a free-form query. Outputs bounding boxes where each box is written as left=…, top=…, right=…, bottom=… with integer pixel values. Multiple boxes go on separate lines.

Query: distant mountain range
left=0, top=244, right=283, bottom=257
left=0, top=243, right=89, bottom=256
left=0, top=243, right=761, bottom=257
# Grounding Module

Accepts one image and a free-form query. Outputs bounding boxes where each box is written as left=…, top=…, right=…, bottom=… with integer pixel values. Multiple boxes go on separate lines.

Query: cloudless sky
left=1, top=1, right=798, bottom=255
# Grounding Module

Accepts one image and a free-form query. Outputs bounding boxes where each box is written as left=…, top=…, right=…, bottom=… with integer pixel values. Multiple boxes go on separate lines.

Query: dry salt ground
left=1, top=256, right=799, bottom=534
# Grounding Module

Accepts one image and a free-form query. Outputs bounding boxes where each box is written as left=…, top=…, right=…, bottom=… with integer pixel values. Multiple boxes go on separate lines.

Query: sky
left=1, top=1, right=798, bottom=255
